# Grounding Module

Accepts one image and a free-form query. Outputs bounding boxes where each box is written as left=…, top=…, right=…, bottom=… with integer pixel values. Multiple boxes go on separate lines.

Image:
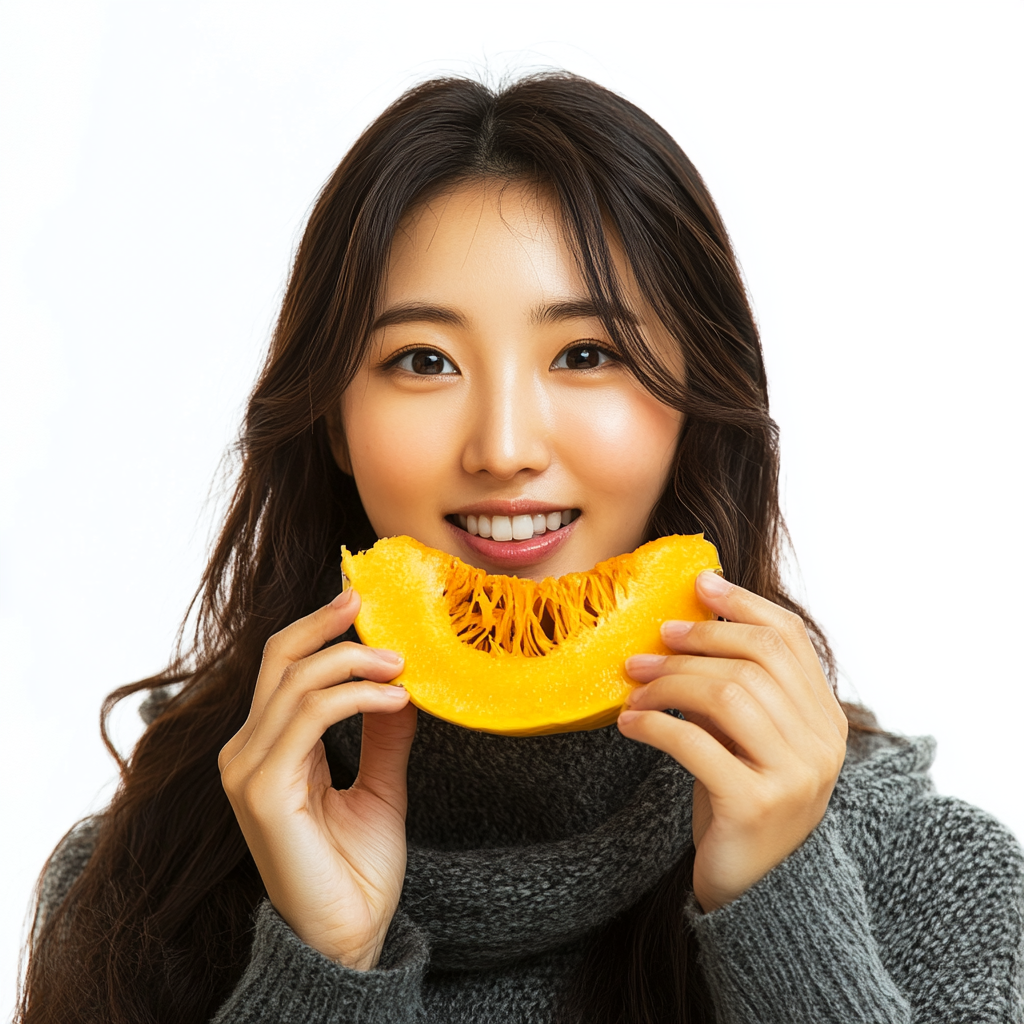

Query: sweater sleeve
left=687, top=798, right=1024, bottom=1024
left=36, top=817, right=430, bottom=1023
left=211, top=901, right=429, bottom=1024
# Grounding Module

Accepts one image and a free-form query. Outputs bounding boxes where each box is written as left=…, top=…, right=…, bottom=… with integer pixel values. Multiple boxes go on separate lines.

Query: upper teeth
left=455, top=509, right=578, bottom=541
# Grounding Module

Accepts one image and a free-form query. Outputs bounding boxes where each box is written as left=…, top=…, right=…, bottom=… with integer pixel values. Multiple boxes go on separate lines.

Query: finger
left=626, top=671, right=790, bottom=769
left=627, top=652, right=813, bottom=751
left=237, top=645, right=405, bottom=769
left=222, top=590, right=364, bottom=770
left=686, top=572, right=845, bottom=731
left=221, top=627, right=400, bottom=771
left=252, top=682, right=411, bottom=789
left=254, top=589, right=363, bottom=718
left=617, top=709, right=750, bottom=799
left=689, top=573, right=818, bottom=680
left=355, top=703, right=418, bottom=803
left=631, top=621, right=830, bottom=741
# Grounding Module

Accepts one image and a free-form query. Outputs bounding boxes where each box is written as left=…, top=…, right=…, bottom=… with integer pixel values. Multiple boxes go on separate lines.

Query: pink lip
left=445, top=515, right=579, bottom=572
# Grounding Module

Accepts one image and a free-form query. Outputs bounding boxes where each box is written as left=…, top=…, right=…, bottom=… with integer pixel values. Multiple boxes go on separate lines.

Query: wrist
left=287, top=916, right=389, bottom=971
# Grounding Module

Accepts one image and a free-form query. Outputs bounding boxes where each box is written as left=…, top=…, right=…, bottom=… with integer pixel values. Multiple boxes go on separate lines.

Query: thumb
left=356, top=699, right=417, bottom=803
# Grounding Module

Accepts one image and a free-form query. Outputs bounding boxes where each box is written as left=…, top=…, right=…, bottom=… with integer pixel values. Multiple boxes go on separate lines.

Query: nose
left=460, top=364, right=552, bottom=481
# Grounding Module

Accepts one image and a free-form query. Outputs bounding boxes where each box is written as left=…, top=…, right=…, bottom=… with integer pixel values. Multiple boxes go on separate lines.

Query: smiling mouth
left=445, top=508, right=581, bottom=542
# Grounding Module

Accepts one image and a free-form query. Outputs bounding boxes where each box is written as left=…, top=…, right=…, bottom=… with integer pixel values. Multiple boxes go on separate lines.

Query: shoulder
left=836, top=730, right=1022, bottom=866
left=35, top=816, right=104, bottom=936
left=836, top=731, right=1024, bottom=994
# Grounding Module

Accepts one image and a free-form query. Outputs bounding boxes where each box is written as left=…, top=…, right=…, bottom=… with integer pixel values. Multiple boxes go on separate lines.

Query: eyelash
left=383, top=342, right=620, bottom=376
left=551, top=342, right=619, bottom=370
left=385, top=348, right=459, bottom=375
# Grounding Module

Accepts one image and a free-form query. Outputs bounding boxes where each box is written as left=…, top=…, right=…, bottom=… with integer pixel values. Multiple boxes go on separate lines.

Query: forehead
left=385, top=180, right=576, bottom=292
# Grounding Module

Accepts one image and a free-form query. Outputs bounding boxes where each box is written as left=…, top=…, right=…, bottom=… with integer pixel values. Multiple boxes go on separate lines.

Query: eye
left=551, top=343, right=617, bottom=370
left=392, top=348, right=458, bottom=376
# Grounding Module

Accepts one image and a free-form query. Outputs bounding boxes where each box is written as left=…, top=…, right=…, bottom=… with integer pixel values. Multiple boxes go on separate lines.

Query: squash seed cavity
left=442, top=561, right=631, bottom=656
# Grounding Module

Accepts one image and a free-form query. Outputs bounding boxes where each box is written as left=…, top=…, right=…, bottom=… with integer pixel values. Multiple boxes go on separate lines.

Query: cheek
left=561, top=388, right=681, bottom=501
left=342, top=389, right=458, bottom=522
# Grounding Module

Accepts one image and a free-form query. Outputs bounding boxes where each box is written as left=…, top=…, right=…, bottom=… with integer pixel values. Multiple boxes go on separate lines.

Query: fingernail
left=697, top=571, right=731, bottom=596
left=382, top=684, right=407, bottom=698
left=618, top=710, right=641, bottom=726
left=330, top=589, right=355, bottom=608
left=661, top=620, right=694, bottom=642
left=371, top=647, right=403, bottom=664
left=626, top=654, right=666, bottom=673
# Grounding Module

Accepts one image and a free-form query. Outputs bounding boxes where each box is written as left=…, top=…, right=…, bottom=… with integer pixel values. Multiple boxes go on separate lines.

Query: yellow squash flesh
left=341, top=534, right=721, bottom=736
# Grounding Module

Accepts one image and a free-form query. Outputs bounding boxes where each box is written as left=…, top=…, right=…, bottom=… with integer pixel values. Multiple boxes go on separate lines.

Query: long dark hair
left=19, top=72, right=872, bottom=1024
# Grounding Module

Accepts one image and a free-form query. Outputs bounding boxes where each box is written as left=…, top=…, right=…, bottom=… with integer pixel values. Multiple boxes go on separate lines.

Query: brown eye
left=394, top=349, right=458, bottom=375
left=553, top=344, right=614, bottom=370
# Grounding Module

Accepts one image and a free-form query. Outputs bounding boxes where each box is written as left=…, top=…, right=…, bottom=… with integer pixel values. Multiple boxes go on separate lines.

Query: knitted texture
left=212, top=903, right=428, bottom=1024
left=321, top=702, right=698, bottom=974
left=40, top=714, right=1024, bottom=1023
left=32, top=815, right=102, bottom=944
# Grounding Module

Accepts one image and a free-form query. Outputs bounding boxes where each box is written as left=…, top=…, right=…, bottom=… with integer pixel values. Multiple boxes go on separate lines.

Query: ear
left=324, top=406, right=353, bottom=476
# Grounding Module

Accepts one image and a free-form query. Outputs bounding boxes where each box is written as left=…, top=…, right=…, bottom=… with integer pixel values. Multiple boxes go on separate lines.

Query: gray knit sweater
left=40, top=705, right=1024, bottom=1023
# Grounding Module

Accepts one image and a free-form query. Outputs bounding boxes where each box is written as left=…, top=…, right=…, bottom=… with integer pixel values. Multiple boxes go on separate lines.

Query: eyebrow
left=371, top=303, right=466, bottom=331
left=531, top=299, right=640, bottom=328
left=370, top=298, right=641, bottom=333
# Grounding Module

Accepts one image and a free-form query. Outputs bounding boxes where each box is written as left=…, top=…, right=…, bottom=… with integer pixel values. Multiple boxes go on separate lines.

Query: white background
left=1, top=0, right=1022, bottom=1014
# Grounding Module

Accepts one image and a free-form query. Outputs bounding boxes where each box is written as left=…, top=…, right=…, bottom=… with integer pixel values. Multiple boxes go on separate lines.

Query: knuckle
left=793, top=762, right=832, bottom=809
left=715, top=679, right=749, bottom=709
left=241, top=773, right=272, bottom=815
left=752, top=627, right=786, bottom=659
left=277, top=662, right=303, bottom=692
left=220, top=757, right=248, bottom=798
left=822, top=737, right=847, bottom=777
left=837, top=716, right=850, bottom=744
left=297, top=689, right=326, bottom=719
left=733, top=659, right=763, bottom=688
left=262, top=631, right=285, bottom=663
left=779, top=610, right=808, bottom=643
left=834, top=706, right=851, bottom=743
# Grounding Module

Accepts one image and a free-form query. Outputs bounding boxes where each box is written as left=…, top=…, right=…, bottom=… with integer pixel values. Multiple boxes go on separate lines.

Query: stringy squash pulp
left=341, top=534, right=721, bottom=736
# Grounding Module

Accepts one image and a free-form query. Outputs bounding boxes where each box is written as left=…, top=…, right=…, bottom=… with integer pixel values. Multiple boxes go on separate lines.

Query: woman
left=18, top=73, right=1024, bottom=1023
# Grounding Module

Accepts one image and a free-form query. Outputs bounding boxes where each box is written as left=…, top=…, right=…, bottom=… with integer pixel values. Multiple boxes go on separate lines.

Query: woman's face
left=334, top=180, right=683, bottom=581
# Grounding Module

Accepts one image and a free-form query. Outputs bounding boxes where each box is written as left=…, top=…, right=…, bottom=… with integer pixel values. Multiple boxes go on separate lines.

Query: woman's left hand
left=618, top=571, right=849, bottom=913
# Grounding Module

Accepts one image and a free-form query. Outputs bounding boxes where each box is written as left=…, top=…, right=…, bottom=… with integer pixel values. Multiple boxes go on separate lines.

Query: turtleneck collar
left=324, top=711, right=695, bottom=969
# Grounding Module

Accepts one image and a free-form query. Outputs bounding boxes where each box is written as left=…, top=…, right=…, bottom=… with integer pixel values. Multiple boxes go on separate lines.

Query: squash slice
left=341, top=534, right=721, bottom=736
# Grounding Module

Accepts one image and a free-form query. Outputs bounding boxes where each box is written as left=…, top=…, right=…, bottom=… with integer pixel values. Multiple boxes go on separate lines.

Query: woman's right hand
left=218, top=588, right=415, bottom=971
